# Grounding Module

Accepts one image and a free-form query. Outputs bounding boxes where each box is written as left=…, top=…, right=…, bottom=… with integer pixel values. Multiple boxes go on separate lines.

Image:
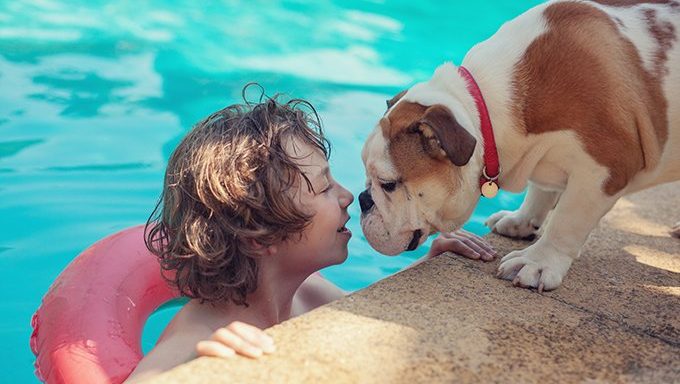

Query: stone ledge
left=149, top=182, right=680, bottom=383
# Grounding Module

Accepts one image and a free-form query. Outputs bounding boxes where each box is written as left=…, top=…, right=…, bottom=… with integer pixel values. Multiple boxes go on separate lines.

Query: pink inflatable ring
left=30, top=225, right=179, bottom=383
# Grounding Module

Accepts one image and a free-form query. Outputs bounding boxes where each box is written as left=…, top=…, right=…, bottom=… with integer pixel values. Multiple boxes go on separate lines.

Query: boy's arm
left=124, top=331, right=203, bottom=383
left=125, top=321, right=274, bottom=383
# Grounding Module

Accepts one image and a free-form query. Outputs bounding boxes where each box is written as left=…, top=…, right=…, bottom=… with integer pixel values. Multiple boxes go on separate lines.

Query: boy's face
left=278, top=138, right=354, bottom=273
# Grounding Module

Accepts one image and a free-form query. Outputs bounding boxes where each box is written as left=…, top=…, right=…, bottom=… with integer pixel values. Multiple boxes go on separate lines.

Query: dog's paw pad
left=496, top=245, right=572, bottom=292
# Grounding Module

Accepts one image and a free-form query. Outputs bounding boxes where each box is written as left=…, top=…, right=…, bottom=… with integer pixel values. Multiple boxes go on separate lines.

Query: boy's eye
left=321, top=184, right=333, bottom=193
left=380, top=182, right=397, bottom=192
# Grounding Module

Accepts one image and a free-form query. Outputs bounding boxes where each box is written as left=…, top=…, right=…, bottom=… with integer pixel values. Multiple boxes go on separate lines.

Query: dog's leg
left=485, top=182, right=560, bottom=240
left=496, top=178, right=618, bottom=291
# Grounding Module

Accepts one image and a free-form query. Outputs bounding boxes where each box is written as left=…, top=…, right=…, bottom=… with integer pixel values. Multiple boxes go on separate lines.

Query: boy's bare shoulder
left=164, top=299, right=244, bottom=348
left=293, top=274, right=346, bottom=315
left=125, top=302, right=216, bottom=383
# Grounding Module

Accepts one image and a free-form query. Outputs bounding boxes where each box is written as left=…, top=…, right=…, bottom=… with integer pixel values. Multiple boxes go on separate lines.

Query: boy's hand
left=427, top=229, right=497, bottom=262
left=196, top=321, right=275, bottom=359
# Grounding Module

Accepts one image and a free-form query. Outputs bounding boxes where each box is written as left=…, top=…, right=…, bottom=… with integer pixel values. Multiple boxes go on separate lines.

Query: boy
left=126, top=93, right=495, bottom=382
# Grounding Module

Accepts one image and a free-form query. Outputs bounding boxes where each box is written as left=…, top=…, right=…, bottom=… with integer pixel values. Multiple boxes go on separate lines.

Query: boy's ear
left=248, top=239, right=277, bottom=257
left=264, top=245, right=277, bottom=257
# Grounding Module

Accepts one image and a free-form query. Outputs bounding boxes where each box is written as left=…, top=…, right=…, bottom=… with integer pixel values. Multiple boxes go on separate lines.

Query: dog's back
left=464, top=0, right=679, bottom=194
left=590, top=1, right=680, bottom=189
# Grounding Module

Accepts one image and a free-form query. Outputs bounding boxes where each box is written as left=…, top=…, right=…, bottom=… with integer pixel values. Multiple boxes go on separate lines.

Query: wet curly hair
left=145, top=87, right=330, bottom=306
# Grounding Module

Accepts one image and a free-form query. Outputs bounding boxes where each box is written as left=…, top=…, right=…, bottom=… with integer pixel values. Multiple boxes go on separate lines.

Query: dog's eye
left=380, top=182, right=397, bottom=192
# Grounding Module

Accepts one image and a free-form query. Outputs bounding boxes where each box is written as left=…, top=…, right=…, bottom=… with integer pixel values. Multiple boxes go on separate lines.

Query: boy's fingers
left=453, top=230, right=497, bottom=258
left=227, top=322, right=275, bottom=353
left=196, top=340, right=236, bottom=358
left=457, top=229, right=485, bottom=243
left=429, top=238, right=462, bottom=258
left=211, top=328, right=264, bottom=358
left=456, top=237, right=488, bottom=260
left=430, top=230, right=497, bottom=261
left=228, top=321, right=274, bottom=344
left=436, top=237, right=481, bottom=260
left=450, top=241, right=481, bottom=260
left=427, top=242, right=444, bottom=258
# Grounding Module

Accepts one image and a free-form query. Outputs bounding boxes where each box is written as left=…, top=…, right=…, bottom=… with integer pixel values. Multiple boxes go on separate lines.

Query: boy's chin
left=337, top=249, right=349, bottom=264
left=324, top=249, right=349, bottom=268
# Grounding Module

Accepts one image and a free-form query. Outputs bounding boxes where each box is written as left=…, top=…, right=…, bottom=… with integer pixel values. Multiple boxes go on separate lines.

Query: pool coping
left=148, top=182, right=680, bottom=383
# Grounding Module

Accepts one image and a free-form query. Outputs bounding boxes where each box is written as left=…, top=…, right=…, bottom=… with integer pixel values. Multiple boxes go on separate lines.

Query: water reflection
left=0, top=1, right=535, bottom=382
left=0, top=139, right=43, bottom=160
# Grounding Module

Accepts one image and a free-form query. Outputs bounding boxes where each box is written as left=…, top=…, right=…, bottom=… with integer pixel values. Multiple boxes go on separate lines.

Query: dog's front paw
left=485, top=210, right=539, bottom=240
left=496, top=244, right=573, bottom=292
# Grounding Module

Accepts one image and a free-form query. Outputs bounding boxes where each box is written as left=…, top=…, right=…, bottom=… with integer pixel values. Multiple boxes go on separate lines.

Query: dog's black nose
left=359, top=189, right=374, bottom=214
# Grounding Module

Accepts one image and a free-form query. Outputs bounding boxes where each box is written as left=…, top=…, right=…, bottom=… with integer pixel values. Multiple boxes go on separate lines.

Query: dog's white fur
left=360, top=0, right=680, bottom=290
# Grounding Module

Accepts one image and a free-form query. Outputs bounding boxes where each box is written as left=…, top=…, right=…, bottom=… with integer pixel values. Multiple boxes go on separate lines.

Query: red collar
left=458, top=66, right=500, bottom=198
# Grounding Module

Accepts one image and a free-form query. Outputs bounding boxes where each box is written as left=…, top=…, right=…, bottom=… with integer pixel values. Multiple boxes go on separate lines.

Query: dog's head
left=360, top=65, right=483, bottom=255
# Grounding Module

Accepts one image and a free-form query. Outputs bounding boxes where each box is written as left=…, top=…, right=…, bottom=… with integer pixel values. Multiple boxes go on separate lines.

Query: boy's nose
left=359, top=189, right=374, bottom=213
left=339, top=185, right=354, bottom=208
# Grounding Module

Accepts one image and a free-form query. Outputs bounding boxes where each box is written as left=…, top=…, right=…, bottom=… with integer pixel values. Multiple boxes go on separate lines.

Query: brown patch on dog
left=642, top=8, right=677, bottom=77
left=512, top=1, right=670, bottom=195
left=383, top=102, right=473, bottom=184
left=380, top=102, right=425, bottom=171
left=592, top=0, right=677, bottom=7
left=419, top=105, right=477, bottom=166
left=383, top=102, right=443, bottom=182
left=388, top=130, right=453, bottom=184
left=382, top=101, right=427, bottom=139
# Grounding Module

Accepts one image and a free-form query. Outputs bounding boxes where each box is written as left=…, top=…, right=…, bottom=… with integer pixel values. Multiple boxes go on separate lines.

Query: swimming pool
left=0, top=1, right=539, bottom=382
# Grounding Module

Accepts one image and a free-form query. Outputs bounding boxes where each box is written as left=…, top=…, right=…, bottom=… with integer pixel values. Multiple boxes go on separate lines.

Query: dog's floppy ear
left=411, top=104, right=476, bottom=166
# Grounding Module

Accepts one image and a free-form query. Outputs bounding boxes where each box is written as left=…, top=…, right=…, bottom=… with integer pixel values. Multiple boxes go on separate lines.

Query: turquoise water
left=0, top=1, right=539, bottom=382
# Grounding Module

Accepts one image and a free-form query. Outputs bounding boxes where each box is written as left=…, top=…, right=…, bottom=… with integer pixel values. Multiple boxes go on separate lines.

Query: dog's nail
left=538, top=282, right=544, bottom=294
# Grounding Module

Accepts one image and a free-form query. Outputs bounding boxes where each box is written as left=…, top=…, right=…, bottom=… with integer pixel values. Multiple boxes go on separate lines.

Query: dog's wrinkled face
left=360, top=87, right=482, bottom=255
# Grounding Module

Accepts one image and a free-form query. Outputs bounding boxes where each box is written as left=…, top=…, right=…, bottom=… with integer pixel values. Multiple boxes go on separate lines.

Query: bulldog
left=359, top=0, right=679, bottom=291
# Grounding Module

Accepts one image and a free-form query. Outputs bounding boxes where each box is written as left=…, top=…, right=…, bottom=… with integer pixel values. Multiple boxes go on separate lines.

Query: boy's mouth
left=337, top=217, right=351, bottom=234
